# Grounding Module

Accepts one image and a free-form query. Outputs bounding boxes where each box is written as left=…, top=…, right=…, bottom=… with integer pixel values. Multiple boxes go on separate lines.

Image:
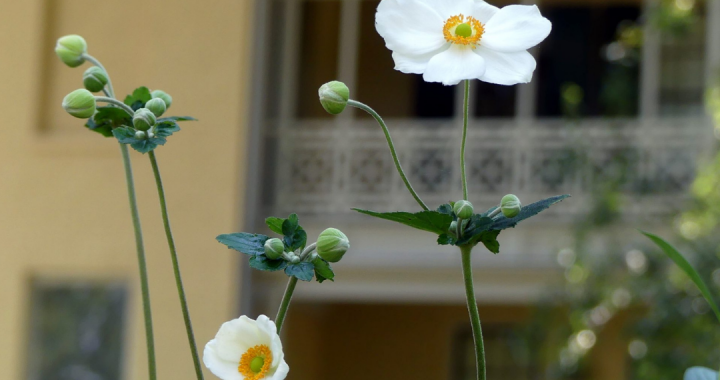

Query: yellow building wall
left=0, top=0, right=254, bottom=379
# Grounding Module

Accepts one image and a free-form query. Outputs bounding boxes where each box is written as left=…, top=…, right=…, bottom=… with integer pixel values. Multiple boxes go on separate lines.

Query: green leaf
left=437, top=234, right=455, bottom=245
left=281, top=214, right=306, bottom=251
left=477, top=230, right=501, bottom=254
left=84, top=119, right=114, bottom=137
left=216, top=233, right=269, bottom=256
left=642, top=231, right=720, bottom=324
left=285, top=262, right=314, bottom=281
left=312, top=257, right=335, bottom=283
left=265, top=217, right=285, bottom=235
left=112, top=126, right=137, bottom=144
left=456, top=215, right=494, bottom=246
left=437, top=204, right=453, bottom=215
left=249, top=255, right=287, bottom=272
left=85, top=106, right=132, bottom=138
left=111, top=126, right=166, bottom=154
left=487, top=194, right=570, bottom=230
left=124, top=86, right=152, bottom=110
left=684, top=367, right=718, bottom=380
left=158, top=116, right=197, bottom=122
left=352, top=209, right=453, bottom=235
left=154, top=120, right=181, bottom=139
left=282, top=214, right=299, bottom=236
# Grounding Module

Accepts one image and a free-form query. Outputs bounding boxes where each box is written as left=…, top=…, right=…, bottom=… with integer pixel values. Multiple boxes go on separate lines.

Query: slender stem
left=148, top=151, right=204, bottom=380
left=275, top=276, right=298, bottom=333
left=460, top=245, right=486, bottom=380
left=94, top=96, right=135, bottom=115
left=82, top=53, right=115, bottom=97
left=119, top=143, right=157, bottom=380
left=299, top=242, right=317, bottom=261
left=347, top=100, right=429, bottom=211
left=461, top=80, right=470, bottom=201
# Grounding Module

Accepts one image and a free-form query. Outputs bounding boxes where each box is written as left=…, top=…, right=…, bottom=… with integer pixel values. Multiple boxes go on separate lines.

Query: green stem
left=148, top=151, right=204, bottom=380
left=94, top=96, right=135, bottom=115
left=461, top=80, right=470, bottom=201
left=460, top=245, right=486, bottom=380
left=120, top=143, right=157, bottom=380
left=347, top=99, right=429, bottom=211
left=82, top=53, right=115, bottom=97
left=275, top=276, right=298, bottom=333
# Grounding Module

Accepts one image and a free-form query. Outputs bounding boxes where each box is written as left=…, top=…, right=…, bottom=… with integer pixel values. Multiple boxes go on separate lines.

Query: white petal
left=254, top=315, right=278, bottom=339
left=481, top=5, right=551, bottom=53
left=392, top=47, right=448, bottom=74
left=376, top=0, right=447, bottom=55
left=214, top=317, right=261, bottom=362
left=477, top=47, right=536, bottom=85
left=203, top=340, right=243, bottom=380
left=267, top=360, right=290, bottom=380
left=471, top=1, right=500, bottom=23
left=423, top=45, right=486, bottom=85
left=422, top=0, right=474, bottom=17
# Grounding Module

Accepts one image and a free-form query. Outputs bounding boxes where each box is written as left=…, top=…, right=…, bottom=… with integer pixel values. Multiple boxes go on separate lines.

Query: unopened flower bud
left=500, top=194, right=522, bottom=218
left=264, top=238, right=285, bottom=260
left=62, top=89, right=96, bottom=118
left=133, top=108, right=156, bottom=131
left=318, top=81, right=349, bottom=115
left=316, top=228, right=349, bottom=263
left=147, top=131, right=155, bottom=138
left=453, top=200, right=474, bottom=219
left=145, top=98, right=167, bottom=117
left=135, top=131, right=147, bottom=139
left=151, top=90, right=173, bottom=108
left=449, top=220, right=458, bottom=235
left=82, top=66, right=108, bottom=92
left=55, top=35, right=87, bottom=68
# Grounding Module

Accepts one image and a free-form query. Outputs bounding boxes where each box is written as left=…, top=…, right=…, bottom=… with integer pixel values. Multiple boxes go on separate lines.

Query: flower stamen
left=443, top=14, right=484, bottom=47
left=239, top=344, right=273, bottom=379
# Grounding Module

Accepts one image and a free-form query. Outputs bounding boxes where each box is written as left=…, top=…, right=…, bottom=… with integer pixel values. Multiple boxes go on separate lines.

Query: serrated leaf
left=352, top=209, right=453, bottom=235
left=154, top=121, right=181, bottom=139
left=487, top=195, right=570, bottom=230
left=643, top=231, right=720, bottom=324
left=249, top=255, right=287, bottom=272
left=282, top=214, right=299, bottom=236
left=437, top=233, right=455, bottom=245
left=437, top=204, right=453, bottom=215
left=265, top=217, right=285, bottom=235
left=84, top=119, right=114, bottom=137
left=456, top=215, right=494, bottom=245
left=285, top=262, right=314, bottom=281
left=216, top=233, right=269, bottom=256
left=130, top=138, right=164, bottom=154
left=124, top=86, right=152, bottom=110
left=684, top=367, right=718, bottom=380
left=112, top=126, right=137, bottom=144
left=312, top=257, right=335, bottom=283
left=477, top=230, right=501, bottom=253
left=87, top=106, right=132, bottom=138
left=158, top=116, right=197, bottom=122
left=281, top=214, right=306, bottom=251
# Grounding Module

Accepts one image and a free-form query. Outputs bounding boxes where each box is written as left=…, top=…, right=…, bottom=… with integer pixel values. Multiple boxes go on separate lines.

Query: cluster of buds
left=449, top=195, right=523, bottom=237
left=264, top=228, right=350, bottom=264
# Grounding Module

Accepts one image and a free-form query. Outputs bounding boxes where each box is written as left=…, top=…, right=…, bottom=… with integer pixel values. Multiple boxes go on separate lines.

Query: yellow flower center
left=443, top=14, right=484, bottom=48
left=238, top=344, right=273, bottom=380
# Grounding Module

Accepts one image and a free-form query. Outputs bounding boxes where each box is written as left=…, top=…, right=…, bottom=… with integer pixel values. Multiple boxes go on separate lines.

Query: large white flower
left=376, top=0, right=552, bottom=85
left=203, top=315, right=289, bottom=380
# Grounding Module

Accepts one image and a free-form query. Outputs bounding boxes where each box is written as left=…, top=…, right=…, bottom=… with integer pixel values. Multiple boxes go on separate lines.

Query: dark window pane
left=296, top=1, right=341, bottom=119
left=26, top=281, right=127, bottom=380
left=475, top=82, right=516, bottom=117
left=535, top=6, right=641, bottom=117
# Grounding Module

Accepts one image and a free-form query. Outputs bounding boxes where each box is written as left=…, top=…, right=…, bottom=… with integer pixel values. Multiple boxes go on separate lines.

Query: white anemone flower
left=203, top=315, right=289, bottom=380
left=376, top=0, right=552, bottom=85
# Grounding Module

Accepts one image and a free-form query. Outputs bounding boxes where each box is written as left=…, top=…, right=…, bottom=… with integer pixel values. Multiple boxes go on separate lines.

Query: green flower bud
left=449, top=220, right=458, bottom=235
left=145, top=98, right=167, bottom=117
left=147, top=131, right=155, bottom=139
left=135, top=131, right=147, bottom=139
left=318, top=81, right=349, bottom=115
left=453, top=200, right=474, bottom=219
left=316, top=228, right=349, bottom=263
left=82, top=66, right=108, bottom=92
left=264, top=238, right=285, bottom=260
left=500, top=194, right=522, bottom=218
left=62, top=89, right=96, bottom=119
left=133, top=108, right=156, bottom=131
left=55, top=35, right=87, bottom=68
left=151, top=90, right=173, bottom=109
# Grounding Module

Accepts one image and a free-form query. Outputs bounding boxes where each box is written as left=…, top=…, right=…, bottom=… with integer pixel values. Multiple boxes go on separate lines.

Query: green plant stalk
left=87, top=55, right=157, bottom=380
left=148, top=151, right=204, bottom=380
left=120, top=143, right=157, bottom=380
left=461, top=80, right=470, bottom=201
left=94, top=96, right=135, bottom=115
left=275, top=276, right=299, bottom=333
left=461, top=245, right=486, bottom=380
left=347, top=99, right=429, bottom=211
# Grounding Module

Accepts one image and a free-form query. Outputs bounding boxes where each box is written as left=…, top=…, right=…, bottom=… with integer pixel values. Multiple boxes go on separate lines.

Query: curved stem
left=82, top=53, right=115, bottom=98
left=347, top=100, right=429, bottom=211
left=94, top=96, right=135, bottom=116
left=461, top=80, right=470, bottom=201
left=275, top=276, right=298, bottom=333
left=148, top=151, right=205, bottom=380
left=460, top=245, right=486, bottom=380
left=120, top=143, right=157, bottom=380
left=299, top=242, right=317, bottom=261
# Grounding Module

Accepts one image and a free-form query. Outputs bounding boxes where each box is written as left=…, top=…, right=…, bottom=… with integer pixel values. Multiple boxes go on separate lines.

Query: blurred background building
left=1, top=0, right=718, bottom=379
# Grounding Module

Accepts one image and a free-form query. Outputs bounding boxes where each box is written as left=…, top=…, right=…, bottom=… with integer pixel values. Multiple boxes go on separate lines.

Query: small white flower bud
left=264, top=238, right=285, bottom=260
left=62, top=89, right=96, bottom=119
left=133, top=108, right=156, bottom=131
left=55, top=35, right=87, bottom=68
left=500, top=194, right=522, bottom=218
left=135, top=131, right=147, bottom=139
left=147, top=132, right=155, bottom=138
left=318, top=81, right=349, bottom=115
left=82, top=66, right=108, bottom=92
left=453, top=200, right=474, bottom=219
left=145, top=98, right=167, bottom=117
left=316, top=228, right=349, bottom=263
left=151, top=90, right=173, bottom=108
